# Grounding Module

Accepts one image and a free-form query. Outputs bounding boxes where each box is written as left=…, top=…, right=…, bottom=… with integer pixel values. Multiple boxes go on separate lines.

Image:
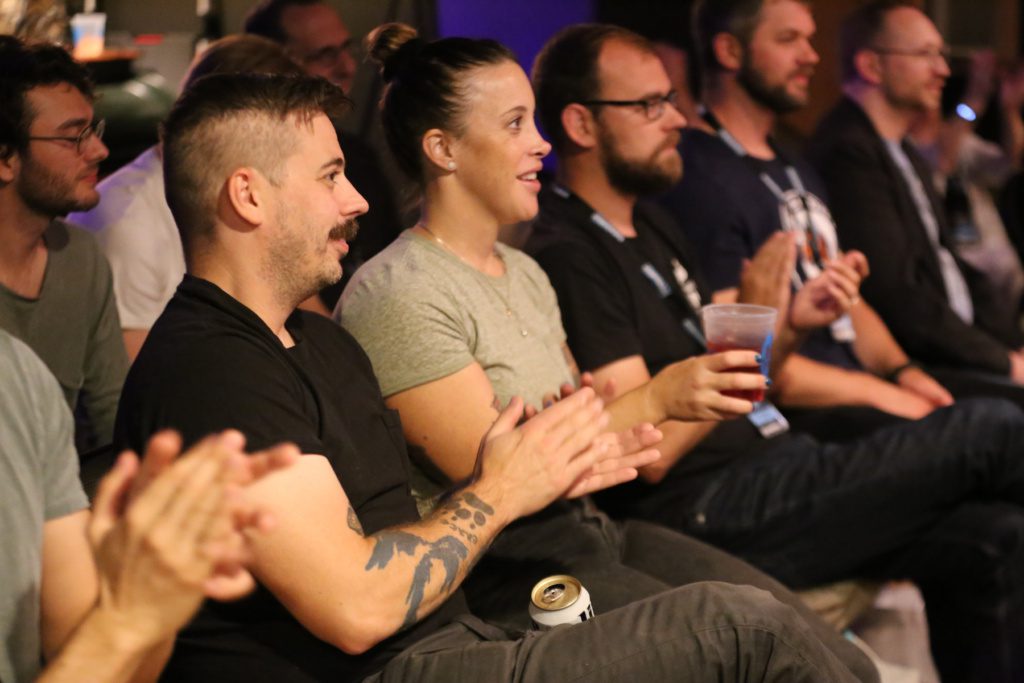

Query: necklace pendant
left=521, top=329, right=528, bottom=337
left=505, top=308, right=513, bottom=317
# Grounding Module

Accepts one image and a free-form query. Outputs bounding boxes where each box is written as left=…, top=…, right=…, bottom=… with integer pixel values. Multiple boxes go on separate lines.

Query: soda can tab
left=528, top=575, right=595, bottom=630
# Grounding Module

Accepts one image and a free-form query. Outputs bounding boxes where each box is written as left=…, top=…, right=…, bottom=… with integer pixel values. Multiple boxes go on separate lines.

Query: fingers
left=128, top=429, right=183, bottom=503
left=89, top=450, right=140, bottom=546
left=839, top=250, right=870, bottom=278
left=703, top=350, right=761, bottom=372
left=236, top=442, right=301, bottom=484
left=487, top=396, right=525, bottom=439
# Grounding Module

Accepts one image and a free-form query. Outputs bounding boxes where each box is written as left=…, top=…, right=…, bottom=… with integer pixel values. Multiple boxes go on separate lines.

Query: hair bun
left=366, top=22, right=422, bottom=82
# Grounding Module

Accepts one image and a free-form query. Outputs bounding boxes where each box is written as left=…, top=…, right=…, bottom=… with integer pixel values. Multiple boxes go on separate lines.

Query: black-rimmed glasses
left=579, top=91, right=679, bottom=121
left=27, top=119, right=106, bottom=155
left=871, top=45, right=952, bottom=64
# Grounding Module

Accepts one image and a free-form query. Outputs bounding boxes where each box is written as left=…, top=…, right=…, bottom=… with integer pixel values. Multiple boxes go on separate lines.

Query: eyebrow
left=319, top=157, right=346, bottom=172
left=56, top=117, right=90, bottom=131
left=501, top=105, right=528, bottom=118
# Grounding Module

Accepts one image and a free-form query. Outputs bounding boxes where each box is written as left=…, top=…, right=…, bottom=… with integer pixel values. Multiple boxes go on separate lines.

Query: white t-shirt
left=69, top=146, right=185, bottom=329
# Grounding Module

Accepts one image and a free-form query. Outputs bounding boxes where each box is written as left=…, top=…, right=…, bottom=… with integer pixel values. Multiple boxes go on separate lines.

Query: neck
left=704, top=78, right=778, bottom=159
left=420, top=178, right=502, bottom=272
left=843, top=82, right=913, bottom=141
left=557, top=152, right=637, bottom=238
left=190, top=243, right=297, bottom=346
left=0, top=191, right=53, bottom=296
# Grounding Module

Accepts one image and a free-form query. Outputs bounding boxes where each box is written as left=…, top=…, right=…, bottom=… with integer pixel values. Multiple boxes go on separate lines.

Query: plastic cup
left=70, top=13, right=106, bottom=59
left=701, top=303, right=777, bottom=403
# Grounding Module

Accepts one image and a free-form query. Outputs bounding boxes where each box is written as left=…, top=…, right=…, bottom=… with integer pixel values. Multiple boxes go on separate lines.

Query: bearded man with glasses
left=809, top=1, right=1024, bottom=399
left=0, top=36, right=128, bottom=453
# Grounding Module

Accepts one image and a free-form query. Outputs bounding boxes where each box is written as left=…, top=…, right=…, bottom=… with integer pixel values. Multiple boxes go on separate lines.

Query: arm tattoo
left=347, top=505, right=364, bottom=536
left=364, top=491, right=495, bottom=629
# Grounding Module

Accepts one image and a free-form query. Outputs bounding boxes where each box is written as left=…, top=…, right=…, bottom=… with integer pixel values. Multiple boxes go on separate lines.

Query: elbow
left=313, top=606, right=396, bottom=656
left=639, top=462, right=668, bottom=485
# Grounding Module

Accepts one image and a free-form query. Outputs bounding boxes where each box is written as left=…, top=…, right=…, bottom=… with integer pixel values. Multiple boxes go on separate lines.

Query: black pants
left=368, top=583, right=863, bottom=682
left=929, top=364, right=1024, bottom=410
left=606, top=397, right=1024, bottom=683
left=463, top=499, right=876, bottom=682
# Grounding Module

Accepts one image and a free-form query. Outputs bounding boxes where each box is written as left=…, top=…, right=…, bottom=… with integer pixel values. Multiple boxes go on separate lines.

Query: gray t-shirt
left=0, top=330, right=88, bottom=683
left=0, top=219, right=129, bottom=450
left=339, top=231, right=572, bottom=408
left=338, top=232, right=573, bottom=513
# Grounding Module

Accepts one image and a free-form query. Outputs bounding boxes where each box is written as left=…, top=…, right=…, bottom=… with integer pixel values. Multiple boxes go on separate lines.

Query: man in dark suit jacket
left=808, top=0, right=1024, bottom=396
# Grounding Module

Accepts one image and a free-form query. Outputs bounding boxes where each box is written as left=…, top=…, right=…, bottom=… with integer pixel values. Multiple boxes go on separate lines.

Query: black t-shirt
left=660, top=128, right=860, bottom=370
left=527, top=185, right=786, bottom=482
left=114, top=276, right=467, bottom=683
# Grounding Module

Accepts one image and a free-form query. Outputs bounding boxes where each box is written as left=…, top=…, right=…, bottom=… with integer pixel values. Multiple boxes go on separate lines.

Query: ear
left=561, top=103, right=598, bottom=150
left=223, top=167, right=265, bottom=228
left=0, top=149, right=19, bottom=184
left=421, top=128, right=456, bottom=173
left=712, top=32, right=743, bottom=72
left=853, top=49, right=883, bottom=85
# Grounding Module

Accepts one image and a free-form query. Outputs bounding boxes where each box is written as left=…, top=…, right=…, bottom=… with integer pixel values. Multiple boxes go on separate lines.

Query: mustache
left=329, top=219, right=359, bottom=242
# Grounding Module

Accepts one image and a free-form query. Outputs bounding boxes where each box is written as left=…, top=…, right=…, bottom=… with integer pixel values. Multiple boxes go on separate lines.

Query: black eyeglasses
left=871, top=45, right=952, bottom=64
left=579, top=91, right=678, bottom=121
left=28, top=119, right=106, bottom=155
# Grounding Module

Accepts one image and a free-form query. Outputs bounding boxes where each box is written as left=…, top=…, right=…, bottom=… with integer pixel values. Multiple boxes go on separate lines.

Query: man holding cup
left=527, top=23, right=1024, bottom=682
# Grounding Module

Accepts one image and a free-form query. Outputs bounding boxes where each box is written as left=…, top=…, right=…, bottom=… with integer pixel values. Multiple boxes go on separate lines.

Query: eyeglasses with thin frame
left=579, top=91, right=679, bottom=121
left=871, top=45, right=952, bottom=64
left=299, top=40, right=358, bottom=68
left=27, top=119, right=106, bottom=155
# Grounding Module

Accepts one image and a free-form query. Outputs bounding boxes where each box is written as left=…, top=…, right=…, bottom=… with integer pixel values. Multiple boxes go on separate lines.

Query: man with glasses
left=0, top=36, right=127, bottom=452
left=528, top=22, right=1024, bottom=683
left=808, top=1, right=1024, bottom=394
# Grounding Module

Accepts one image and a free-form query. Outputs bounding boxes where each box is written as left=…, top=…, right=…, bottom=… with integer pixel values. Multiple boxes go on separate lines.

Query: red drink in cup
left=701, top=304, right=777, bottom=403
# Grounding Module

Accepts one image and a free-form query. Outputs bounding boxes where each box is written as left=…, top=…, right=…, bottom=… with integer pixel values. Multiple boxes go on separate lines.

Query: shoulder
left=0, top=331, right=63, bottom=409
left=49, top=219, right=113, bottom=282
left=808, top=98, right=880, bottom=162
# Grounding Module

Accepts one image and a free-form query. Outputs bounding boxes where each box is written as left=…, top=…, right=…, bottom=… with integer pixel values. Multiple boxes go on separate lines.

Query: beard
left=264, top=212, right=358, bottom=307
left=737, top=54, right=809, bottom=114
left=599, top=127, right=682, bottom=197
left=16, top=154, right=99, bottom=216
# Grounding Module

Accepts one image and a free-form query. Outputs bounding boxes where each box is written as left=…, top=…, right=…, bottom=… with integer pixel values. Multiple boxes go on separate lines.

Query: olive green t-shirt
left=0, top=220, right=128, bottom=450
left=339, top=231, right=573, bottom=408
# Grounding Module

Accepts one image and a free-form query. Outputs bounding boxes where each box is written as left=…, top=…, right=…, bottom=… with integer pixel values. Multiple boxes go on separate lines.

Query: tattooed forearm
left=347, top=505, right=364, bottom=536
left=363, top=491, right=497, bottom=630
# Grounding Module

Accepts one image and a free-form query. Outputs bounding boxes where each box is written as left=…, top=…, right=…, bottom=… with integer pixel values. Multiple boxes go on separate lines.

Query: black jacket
left=807, top=96, right=1020, bottom=375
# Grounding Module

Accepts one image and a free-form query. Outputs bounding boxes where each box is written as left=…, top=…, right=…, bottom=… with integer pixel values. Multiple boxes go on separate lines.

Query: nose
left=665, top=102, right=687, bottom=129
left=936, top=54, right=951, bottom=77
left=804, top=40, right=820, bottom=65
left=339, top=175, right=369, bottom=217
left=534, top=135, right=552, bottom=160
left=86, top=134, right=109, bottom=163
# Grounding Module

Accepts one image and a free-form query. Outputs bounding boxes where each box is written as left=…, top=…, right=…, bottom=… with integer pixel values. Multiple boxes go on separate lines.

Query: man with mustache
left=527, top=21, right=1024, bottom=683
left=0, top=37, right=128, bottom=452
left=660, top=0, right=968, bottom=425
left=808, top=1, right=1024, bottom=399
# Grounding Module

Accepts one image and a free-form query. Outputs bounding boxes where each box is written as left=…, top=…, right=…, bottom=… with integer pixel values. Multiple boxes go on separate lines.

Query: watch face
left=955, top=103, right=977, bottom=122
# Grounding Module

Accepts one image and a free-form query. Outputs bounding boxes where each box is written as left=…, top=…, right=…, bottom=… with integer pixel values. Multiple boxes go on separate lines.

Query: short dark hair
left=366, top=22, right=516, bottom=181
left=183, top=34, right=304, bottom=90
left=0, top=35, right=95, bottom=160
left=243, top=0, right=323, bottom=44
left=692, top=0, right=811, bottom=81
left=840, top=0, right=918, bottom=83
left=532, top=24, right=655, bottom=154
left=162, top=73, right=349, bottom=260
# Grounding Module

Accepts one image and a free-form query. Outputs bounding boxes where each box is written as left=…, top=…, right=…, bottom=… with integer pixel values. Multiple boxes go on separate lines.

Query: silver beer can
left=529, top=574, right=595, bottom=630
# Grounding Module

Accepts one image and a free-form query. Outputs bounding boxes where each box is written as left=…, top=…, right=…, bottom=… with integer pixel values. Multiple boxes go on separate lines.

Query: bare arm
left=39, top=511, right=98, bottom=659
left=245, top=390, right=612, bottom=654
left=591, top=355, right=717, bottom=484
left=122, top=329, right=148, bottom=364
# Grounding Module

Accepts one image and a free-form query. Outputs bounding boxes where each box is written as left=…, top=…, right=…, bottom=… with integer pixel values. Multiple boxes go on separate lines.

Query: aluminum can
left=529, top=574, right=595, bottom=630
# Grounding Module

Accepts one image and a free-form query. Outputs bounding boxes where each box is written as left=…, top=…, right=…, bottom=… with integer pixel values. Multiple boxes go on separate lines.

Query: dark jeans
left=610, top=397, right=1024, bottom=683
left=463, top=499, right=876, bottom=682
left=366, top=583, right=862, bottom=682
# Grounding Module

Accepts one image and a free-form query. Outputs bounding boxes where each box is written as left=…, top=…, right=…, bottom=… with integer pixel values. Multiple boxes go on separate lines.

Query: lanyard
left=552, top=184, right=707, bottom=349
left=701, top=108, right=826, bottom=274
